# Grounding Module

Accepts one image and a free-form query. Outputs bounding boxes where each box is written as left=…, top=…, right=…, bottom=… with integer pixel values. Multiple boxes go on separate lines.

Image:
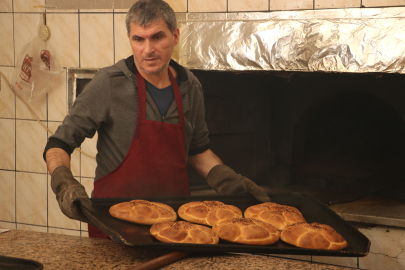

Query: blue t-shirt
left=144, top=76, right=179, bottom=118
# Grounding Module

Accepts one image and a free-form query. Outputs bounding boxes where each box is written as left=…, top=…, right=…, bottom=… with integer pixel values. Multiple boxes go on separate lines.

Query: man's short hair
left=126, top=0, right=177, bottom=34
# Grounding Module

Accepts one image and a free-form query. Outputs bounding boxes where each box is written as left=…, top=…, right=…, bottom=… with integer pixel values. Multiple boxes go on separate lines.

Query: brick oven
left=175, top=8, right=405, bottom=232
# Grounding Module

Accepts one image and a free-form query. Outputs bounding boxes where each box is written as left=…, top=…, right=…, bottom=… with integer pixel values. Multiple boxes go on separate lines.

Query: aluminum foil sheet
left=174, top=7, right=405, bottom=73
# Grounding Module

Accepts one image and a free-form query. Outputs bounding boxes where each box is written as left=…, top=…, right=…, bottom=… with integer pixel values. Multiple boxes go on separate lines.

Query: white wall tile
left=80, top=9, right=113, bottom=12
left=49, top=227, right=80, bottom=236
left=14, top=0, right=45, bottom=12
left=0, top=221, right=16, bottom=229
left=114, top=13, right=132, bottom=63
left=362, top=0, right=405, bottom=7
left=47, top=175, right=80, bottom=230
left=80, top=13, right=114, bottom=68
left=0, top=67, right=16, bottom=119
left=0, top=119, right=15, bottom=170
left=166, top=0, right=187, bottom=12
left=17, top=223, right=47, bottom=232
left=71, top=150, right=81, bottom=178
left=46, top=8, right=78, bottom=13
left=229, top=0, right=269, bottom=12
left=16, top=94, right=47, bottom=121
left=189, top=0, right=227, bottom=12
left=47, top=0, right=118, bottom=10
left=312, top=256, right=358, bottom=268
left=81, top=230, right=89, bottom=237
left=46, top=0, right=113, bottom=10
left=0, top=170, right=15, bottom=222
left=14, top=14, right=41, bottom=64
left=80, top=135, right=98, bottom=178
left=16, top=120, right=48, bottom=173
left=81, top=177, right=94, bottom=198
left=16, top=172, right=47, bottom=226
left=315, top=0, right=361, bottom=9
left=46, top=13, right=80, bottom=68
left=0, top=0, right=12, bottom=12
left=0, top=14, right=14, bottom=66
left=270, top=0, right=313, bottom=10
left=47, top=69, right=67, bottom=122
left=47, top=122, right=81, bottom=177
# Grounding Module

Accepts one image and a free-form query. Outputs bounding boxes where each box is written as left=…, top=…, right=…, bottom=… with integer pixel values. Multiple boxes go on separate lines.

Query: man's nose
left=144, top=39, right=154, bottom=54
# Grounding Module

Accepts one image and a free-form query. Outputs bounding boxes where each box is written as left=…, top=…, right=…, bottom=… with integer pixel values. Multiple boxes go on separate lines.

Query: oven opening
left=188, top=71, right=405, bottom=205
left=291, top=90, right=405, bottom=191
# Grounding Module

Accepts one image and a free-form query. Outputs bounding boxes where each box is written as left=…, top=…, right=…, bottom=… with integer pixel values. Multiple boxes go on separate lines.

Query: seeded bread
left=109, top=200, right=177, bottom=225
left=212, top=218, right=280, bottom=245
left=280, top=222, right=348, bottom=250
left=244, top=202, right=305, bottom=230
left=178, top=201, right=242, bottom=226
left=150, top=221, right=219, bottom=244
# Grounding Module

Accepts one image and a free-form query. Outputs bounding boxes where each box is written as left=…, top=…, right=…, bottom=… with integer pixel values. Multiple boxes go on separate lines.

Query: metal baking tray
left=0, top=255, right=43, bottom=270
left=81, top=193, right=370, bottom=256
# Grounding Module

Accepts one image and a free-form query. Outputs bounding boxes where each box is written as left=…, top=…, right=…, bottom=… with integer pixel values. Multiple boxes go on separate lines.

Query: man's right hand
left=51, top=166, right=94, bottom=223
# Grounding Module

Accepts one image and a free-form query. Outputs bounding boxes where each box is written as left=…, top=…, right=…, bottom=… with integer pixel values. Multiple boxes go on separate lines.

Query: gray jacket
left=50, top=58, right=209, bottom=181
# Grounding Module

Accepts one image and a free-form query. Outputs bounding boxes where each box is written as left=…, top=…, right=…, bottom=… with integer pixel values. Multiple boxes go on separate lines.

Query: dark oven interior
left=187, top=70, right=405, bottom=203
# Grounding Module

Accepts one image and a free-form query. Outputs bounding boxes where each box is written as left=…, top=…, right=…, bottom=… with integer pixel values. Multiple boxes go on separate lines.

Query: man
left=44, top=0, right=270, bottom=238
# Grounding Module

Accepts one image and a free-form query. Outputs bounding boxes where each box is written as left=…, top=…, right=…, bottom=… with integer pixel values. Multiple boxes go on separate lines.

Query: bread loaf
left=109, top=200, right=176, bottom=225
left=150, top=221, right=219, bottom=244
left=244, top=202, right=305, bottom=230
left=280, top=222, right=348, bottom=250
left=212, top=218, right=280, bottom=245
left=178, top=201, right=242, bottom=226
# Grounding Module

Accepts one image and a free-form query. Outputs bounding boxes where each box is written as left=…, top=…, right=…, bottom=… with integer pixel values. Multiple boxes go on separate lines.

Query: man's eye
left=154, top=35, right=162, bottom=40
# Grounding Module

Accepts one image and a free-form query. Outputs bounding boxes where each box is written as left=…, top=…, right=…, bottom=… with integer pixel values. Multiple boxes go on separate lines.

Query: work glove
left=207, top=164, right=270, bottom=202
left=51, top=166, right=94, bottom=223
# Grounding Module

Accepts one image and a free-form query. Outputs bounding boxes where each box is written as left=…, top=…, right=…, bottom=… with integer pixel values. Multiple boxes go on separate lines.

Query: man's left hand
left=206, top=164, right=270, bottom=202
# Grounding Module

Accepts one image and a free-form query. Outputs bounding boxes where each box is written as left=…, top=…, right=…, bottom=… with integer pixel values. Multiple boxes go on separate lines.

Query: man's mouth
left=144, top=57, right=159, bottom=62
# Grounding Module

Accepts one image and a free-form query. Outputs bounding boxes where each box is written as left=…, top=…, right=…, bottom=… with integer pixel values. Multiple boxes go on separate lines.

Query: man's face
left=128, top=18, right=179, bottom=77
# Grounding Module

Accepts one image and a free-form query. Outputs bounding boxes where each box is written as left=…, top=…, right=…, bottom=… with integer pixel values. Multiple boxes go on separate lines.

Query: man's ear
left=173, top=28, right=180, bottom=46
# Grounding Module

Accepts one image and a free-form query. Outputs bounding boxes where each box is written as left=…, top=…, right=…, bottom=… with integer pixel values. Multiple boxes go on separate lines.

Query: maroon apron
left=88, top=69, right=190, bottom=238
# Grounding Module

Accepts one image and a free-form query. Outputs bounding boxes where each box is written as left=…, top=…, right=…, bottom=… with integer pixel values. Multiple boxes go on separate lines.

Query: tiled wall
left=2, top=0, right=405, bottom=269
left=0, top=0, right=116, bottom=237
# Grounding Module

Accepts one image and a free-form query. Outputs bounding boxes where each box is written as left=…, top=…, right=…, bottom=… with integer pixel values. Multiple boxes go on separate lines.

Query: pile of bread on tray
left=109, top=199, right=347, bottom=250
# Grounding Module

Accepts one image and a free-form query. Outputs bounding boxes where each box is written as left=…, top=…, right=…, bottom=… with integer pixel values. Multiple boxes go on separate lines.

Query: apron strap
left=135, top=68, right=185, bottom=139
left=168, top=68, right=184, bottom=125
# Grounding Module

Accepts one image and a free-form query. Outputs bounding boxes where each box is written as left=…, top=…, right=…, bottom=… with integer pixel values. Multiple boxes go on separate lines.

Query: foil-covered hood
left=173, top=7, right=405, bottom=73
